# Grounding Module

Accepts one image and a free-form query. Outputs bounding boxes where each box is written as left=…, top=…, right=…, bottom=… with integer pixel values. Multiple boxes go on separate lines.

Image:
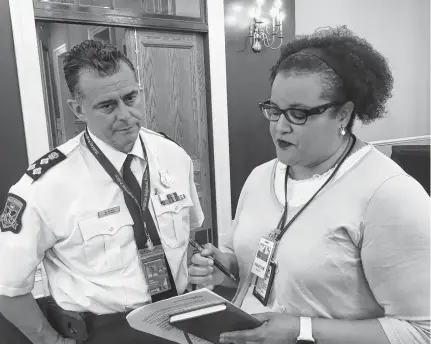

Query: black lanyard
left=274, top=135, right=357, bottom=242
left=83, top=129, right=152, bottom=238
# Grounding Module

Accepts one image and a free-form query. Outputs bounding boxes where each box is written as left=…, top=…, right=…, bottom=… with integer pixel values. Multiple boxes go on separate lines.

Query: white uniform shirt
left=0, top=128, right=204, bottom=314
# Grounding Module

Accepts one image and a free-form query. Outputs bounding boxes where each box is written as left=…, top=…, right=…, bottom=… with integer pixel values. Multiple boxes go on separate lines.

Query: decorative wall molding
left=370, top=135, right=430, bottom=146
left=207, top=0, right=232, bottom=234
left=8, top=0, right=50, bottom=163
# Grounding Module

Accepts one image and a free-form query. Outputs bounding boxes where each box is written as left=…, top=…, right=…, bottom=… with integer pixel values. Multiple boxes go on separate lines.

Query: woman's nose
left=274, top=113, right=293, bottom=134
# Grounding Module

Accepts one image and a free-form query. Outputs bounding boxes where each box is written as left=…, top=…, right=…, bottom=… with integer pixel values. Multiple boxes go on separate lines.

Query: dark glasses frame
left=258, top=100, right=343, bottom=125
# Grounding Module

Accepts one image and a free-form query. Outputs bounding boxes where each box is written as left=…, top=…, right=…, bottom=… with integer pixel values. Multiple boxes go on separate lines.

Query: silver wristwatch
left=296, top=317, right=315, bottom=344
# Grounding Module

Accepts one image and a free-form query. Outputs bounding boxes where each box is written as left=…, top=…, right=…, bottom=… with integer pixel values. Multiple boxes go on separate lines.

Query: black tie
left=122, top=154, right=178, bottom=302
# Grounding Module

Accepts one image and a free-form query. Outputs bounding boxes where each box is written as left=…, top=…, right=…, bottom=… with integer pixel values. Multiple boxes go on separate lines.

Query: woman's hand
left=188, top=243, right=228, bottom=289
left=219, top=312, right=299, bottom=344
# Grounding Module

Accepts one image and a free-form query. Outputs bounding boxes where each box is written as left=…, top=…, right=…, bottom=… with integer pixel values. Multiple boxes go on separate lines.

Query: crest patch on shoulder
left=0, top=193, right=26, bottom=234
left=25, top=148, right=66, bottom=181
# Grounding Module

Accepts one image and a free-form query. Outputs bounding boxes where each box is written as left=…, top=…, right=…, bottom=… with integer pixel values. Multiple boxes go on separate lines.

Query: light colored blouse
left=221, top=145, right=430, bottom=344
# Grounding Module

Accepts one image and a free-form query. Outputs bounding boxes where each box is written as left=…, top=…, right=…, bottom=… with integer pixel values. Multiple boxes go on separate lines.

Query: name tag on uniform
left=97, top=206, right=120, bottom=218
left=250, top=237, right=276, bottom=279
left=138, top=245, right=172, bottom=296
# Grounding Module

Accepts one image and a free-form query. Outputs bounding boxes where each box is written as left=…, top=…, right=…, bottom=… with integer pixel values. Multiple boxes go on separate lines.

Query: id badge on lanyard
left=250, top=235, right=278, bottom=306
left=138, top=246, right=172, bottom=296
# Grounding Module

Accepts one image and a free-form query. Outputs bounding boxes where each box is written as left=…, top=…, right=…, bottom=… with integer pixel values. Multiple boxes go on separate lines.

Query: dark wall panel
left=0, top=2, right=28, bottom=205
left=224, top=0, right=295, bottom=215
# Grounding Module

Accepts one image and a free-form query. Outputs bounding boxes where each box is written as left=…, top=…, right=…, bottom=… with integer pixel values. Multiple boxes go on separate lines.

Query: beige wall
left=295, top=0, right=430, bottom=143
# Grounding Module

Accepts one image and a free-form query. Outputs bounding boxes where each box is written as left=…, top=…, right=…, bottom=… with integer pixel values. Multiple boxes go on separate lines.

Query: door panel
left=126, top=30, right=212, bottom=236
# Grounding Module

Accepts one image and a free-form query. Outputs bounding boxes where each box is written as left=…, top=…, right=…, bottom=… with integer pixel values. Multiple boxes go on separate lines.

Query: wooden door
left=126, top=30, right=213, bottom=238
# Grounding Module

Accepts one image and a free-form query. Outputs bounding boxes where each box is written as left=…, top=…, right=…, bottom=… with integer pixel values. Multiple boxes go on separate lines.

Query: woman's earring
left=340, top=125, right=346, bottom=136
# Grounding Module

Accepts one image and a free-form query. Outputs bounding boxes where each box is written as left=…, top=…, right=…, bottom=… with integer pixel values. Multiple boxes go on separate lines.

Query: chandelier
left=248, top=0, right=284, bottom=54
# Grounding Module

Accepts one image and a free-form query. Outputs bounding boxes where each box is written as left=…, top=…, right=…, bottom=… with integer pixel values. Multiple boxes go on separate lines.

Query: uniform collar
left=87, top=129, right=145, bottom=172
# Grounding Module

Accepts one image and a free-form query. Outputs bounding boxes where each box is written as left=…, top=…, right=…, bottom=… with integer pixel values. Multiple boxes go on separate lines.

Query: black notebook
left=169, top=301, right=262, bottom=343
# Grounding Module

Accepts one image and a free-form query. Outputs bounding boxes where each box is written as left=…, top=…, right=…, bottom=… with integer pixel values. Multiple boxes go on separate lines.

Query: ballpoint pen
left=189, top=239, right=239, bottom=282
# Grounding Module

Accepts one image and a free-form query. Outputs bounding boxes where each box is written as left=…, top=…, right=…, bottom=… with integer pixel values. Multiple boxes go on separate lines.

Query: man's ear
left=67, top=99, right=87, bottom=122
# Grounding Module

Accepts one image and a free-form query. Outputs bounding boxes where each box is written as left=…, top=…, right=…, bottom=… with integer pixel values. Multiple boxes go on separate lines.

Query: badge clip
left=159, top=170, right=174, bottom=188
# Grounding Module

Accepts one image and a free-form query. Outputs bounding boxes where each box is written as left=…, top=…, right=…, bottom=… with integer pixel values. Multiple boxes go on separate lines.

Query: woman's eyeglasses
left=258, top=100, right=343, bottom=125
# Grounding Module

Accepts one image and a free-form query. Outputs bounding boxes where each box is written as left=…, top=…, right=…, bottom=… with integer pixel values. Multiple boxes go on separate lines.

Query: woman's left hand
left=219, top=312, right=299, bottom=344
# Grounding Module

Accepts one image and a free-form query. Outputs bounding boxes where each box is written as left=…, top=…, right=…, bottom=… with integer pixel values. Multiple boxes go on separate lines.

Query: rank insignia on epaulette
left=0, top=193, right=26, bottom=234
left=25, top=148, right=66, bottom=181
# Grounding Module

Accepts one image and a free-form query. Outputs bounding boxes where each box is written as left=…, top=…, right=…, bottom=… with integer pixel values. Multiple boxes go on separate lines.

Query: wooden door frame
left=37, top=29, right=58, bottom=149
left=52, top=43, right=68, bottom=144
left=8, top=0, right=233, bottom=238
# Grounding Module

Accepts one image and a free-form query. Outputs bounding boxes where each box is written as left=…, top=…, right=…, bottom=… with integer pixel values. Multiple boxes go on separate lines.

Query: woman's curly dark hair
left=270, top=26, right=393, bottom=131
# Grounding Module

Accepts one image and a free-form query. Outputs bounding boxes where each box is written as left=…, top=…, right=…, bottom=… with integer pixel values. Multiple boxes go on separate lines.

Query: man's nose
left=116, top=101, right=132, bottom=121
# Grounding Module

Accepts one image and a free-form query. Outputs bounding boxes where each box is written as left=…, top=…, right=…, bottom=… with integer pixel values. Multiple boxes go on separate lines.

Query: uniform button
left=174, top=205, right=179, bottom=210
left=110, top=226, right=115, bottom=231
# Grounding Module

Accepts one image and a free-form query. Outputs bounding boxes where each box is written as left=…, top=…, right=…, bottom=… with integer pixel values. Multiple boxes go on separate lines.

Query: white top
left=221, top=145, right=430, bottom=344
left=0, top=128, right=204, bottom=314
left=274, top=145, right=371, bottom=207
left=241, top=144, right=371, bottom=313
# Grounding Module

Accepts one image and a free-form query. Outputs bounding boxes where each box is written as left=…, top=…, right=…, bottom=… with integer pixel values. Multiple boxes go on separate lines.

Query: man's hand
left=219, top=312, right=299, bottom=344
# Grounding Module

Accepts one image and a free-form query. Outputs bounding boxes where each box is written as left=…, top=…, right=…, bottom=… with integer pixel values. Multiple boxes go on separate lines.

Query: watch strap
left=297, top=316, right=315, bottom=342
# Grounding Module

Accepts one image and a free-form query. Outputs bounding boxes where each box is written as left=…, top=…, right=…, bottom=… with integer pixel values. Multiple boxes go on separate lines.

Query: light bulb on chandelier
left=248, top=0, right=285, bottom=54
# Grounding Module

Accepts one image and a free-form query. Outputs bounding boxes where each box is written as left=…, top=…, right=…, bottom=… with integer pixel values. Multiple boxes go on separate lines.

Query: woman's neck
left=289, top=136, right=352, bottom=181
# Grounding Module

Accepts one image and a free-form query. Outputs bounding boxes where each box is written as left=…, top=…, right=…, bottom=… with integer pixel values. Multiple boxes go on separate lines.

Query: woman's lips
left=277, top=139, right=293, bottom=149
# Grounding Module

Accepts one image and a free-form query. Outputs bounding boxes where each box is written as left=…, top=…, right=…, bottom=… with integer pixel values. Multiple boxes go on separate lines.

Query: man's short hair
left=63, top=40, right=136, bottom=100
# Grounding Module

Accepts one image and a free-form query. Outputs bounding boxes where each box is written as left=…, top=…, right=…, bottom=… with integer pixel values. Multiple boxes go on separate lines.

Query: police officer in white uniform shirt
left=0, top=40, right=203, bottom=344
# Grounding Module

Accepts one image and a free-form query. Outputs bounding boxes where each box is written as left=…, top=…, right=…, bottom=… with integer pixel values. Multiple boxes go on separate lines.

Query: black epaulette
left=25, top=148, right=66, bottom=181
left=158, top=132, right=182, bottom=148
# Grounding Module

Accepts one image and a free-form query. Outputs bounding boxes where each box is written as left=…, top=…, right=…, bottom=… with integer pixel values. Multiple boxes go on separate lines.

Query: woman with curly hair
left=188, top=27, right=430, bottom=344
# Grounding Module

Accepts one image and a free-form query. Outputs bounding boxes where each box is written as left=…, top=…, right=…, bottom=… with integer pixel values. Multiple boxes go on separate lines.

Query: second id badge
left=252, top=259, right=277, bottom=306
left=138, top=245, right=172, bottom=296
left=250, top=236, right=277, bottom=279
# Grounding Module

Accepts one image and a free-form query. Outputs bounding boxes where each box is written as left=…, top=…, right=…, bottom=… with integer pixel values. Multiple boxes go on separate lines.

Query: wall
left=295, top=0, right=430, bottom=142
left=224, top=0, right=295, bottom=214
left=0, top=2, right=28, bottom=206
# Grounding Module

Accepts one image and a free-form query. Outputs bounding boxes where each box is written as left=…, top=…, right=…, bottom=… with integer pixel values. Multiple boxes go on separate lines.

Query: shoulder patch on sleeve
left=157, top=132, right=182, bottom=147
left=0, top=193, right=26, bottom=234
left=25, top=148, right=66, bottom=181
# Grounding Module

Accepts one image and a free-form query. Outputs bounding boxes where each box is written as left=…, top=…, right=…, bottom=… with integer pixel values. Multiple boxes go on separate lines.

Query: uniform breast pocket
left=151, top=194, right=193, bottom=248
left=78, top=211, right=134, bottom=273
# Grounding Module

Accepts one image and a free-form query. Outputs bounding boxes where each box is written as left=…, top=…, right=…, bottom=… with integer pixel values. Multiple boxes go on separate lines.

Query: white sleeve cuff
left=0, top=284, right=34, bottom=297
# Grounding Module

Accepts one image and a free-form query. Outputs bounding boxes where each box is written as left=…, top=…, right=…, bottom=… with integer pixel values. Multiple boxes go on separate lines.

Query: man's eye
left=102, top=104, right=113, bottom=109
left=125, top=95, right=137, bottom=103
